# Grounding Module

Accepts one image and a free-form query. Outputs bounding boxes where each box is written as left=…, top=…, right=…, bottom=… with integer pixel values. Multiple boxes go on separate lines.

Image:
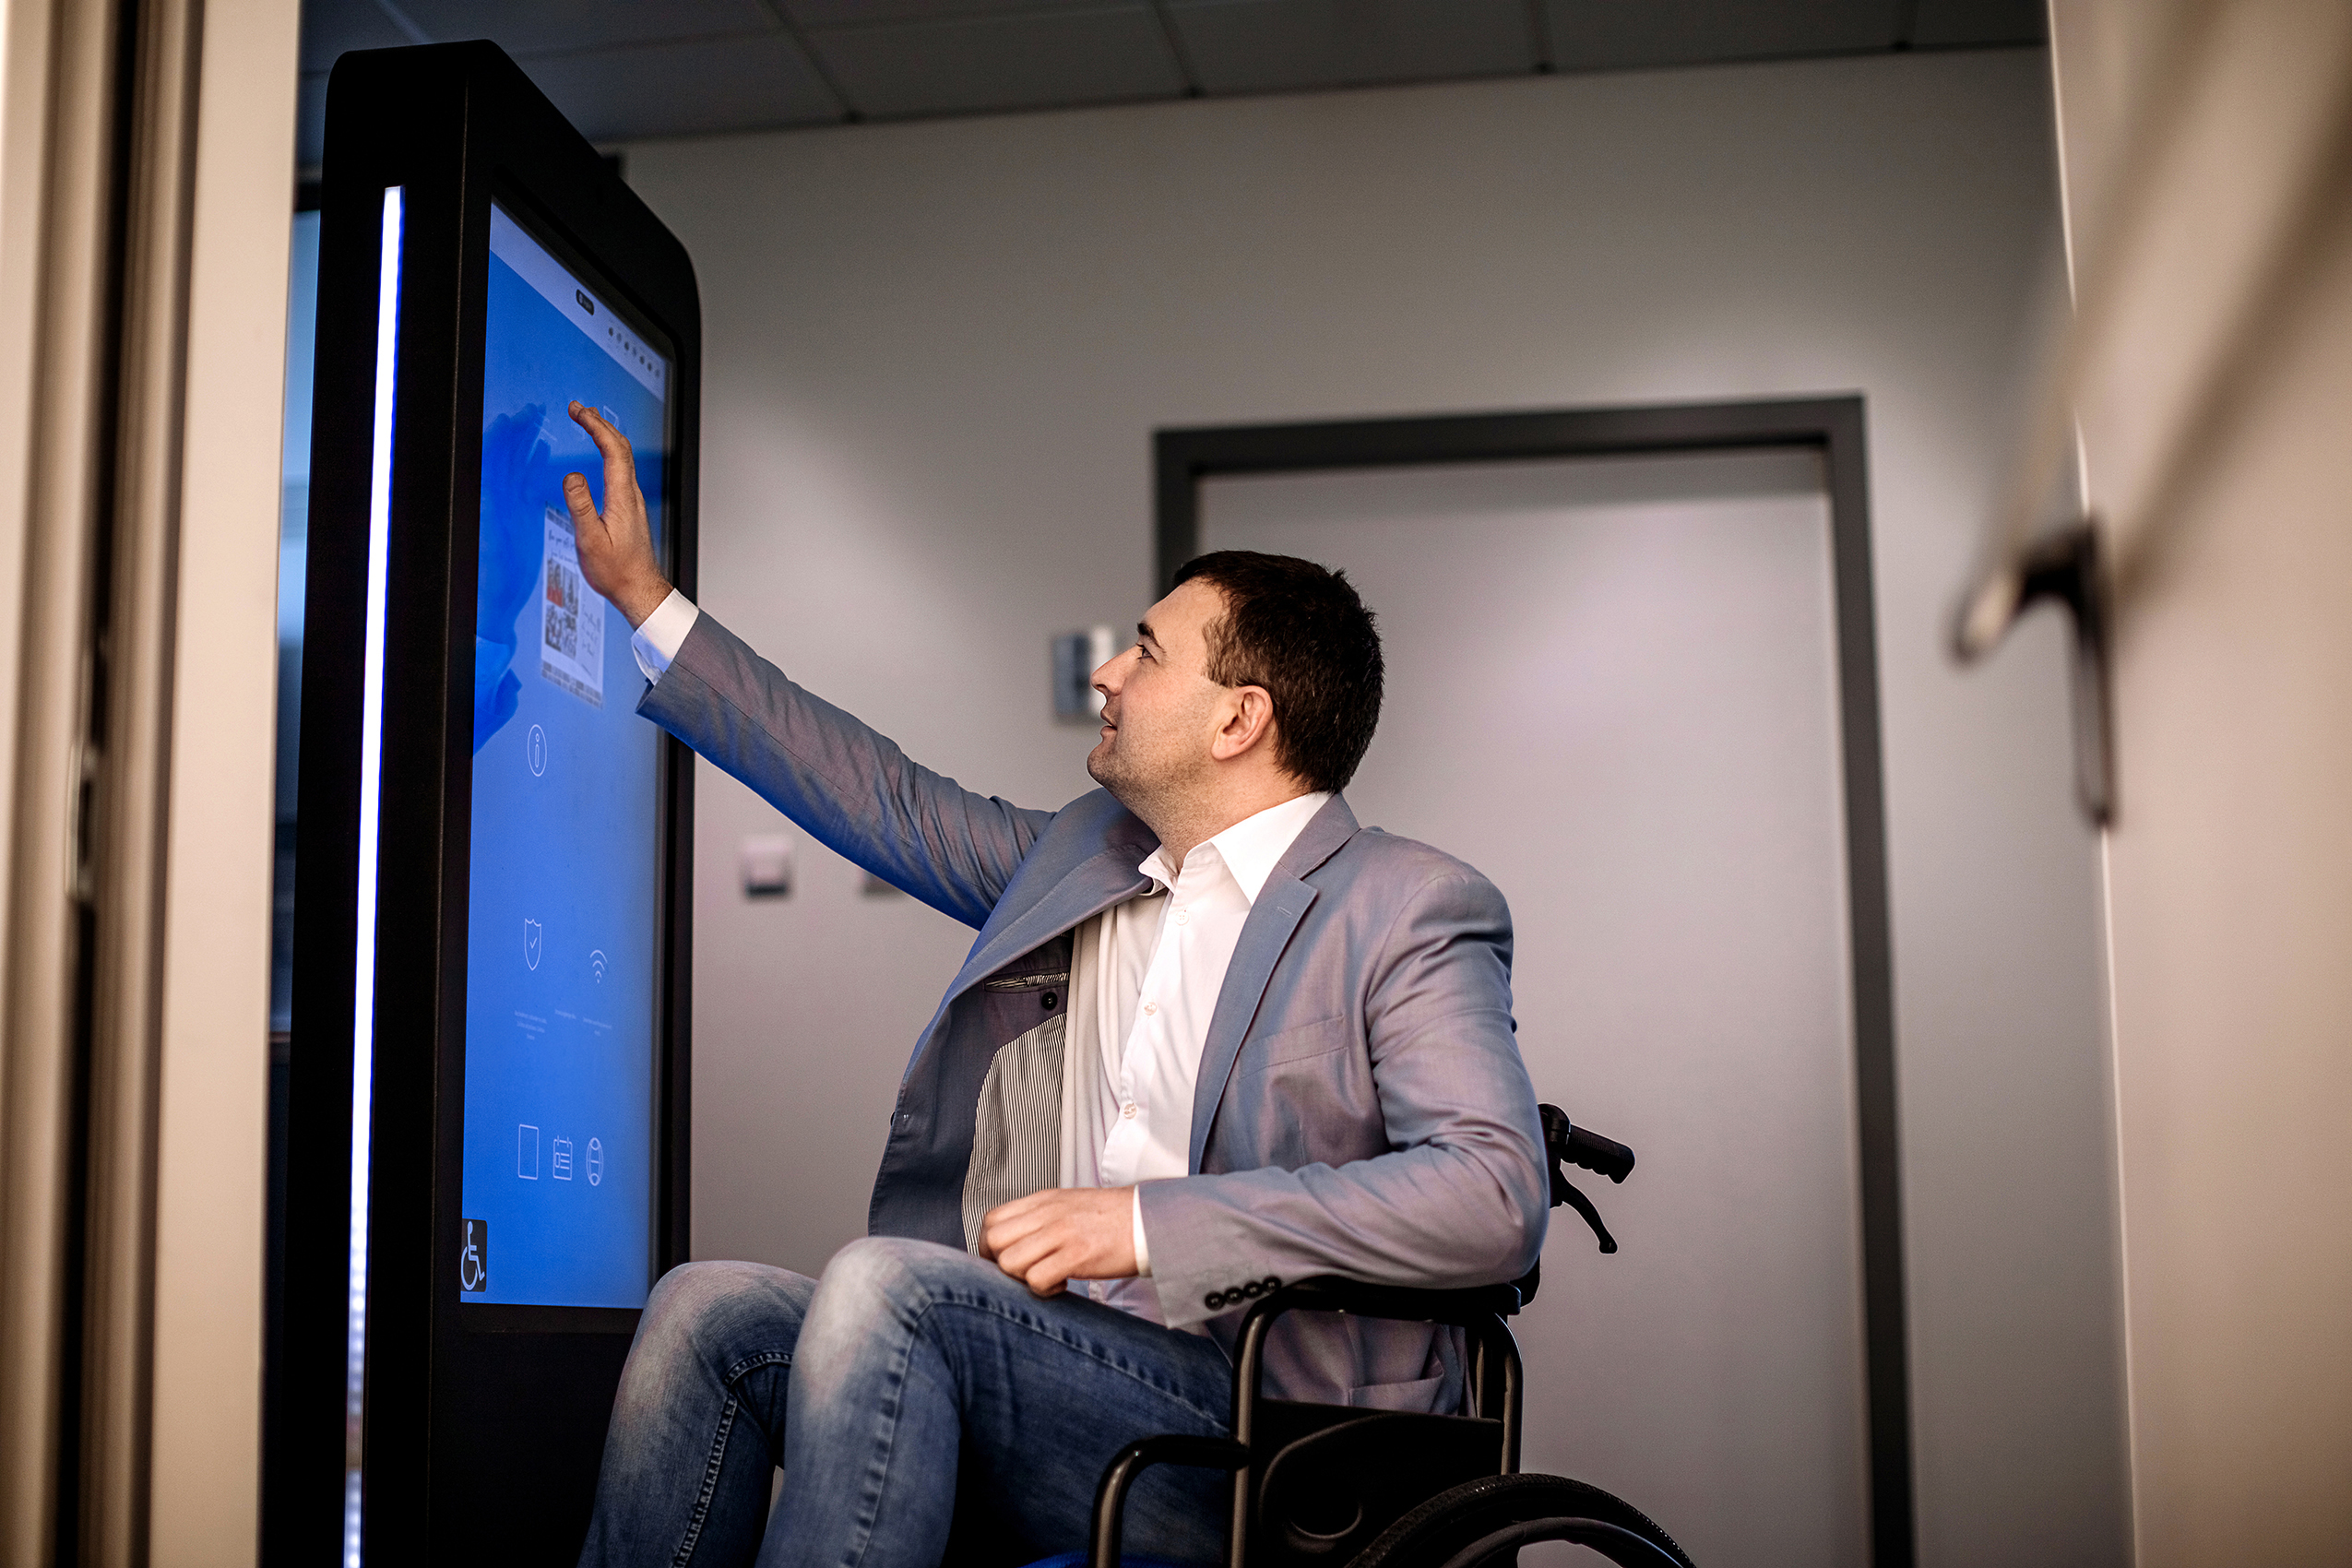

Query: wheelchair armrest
left=1088, top=1434, right=1249, bottom=1568
left=1229, top=1277, right=1526, bottom=1478
left=1089, top=1280, right=1531, bottom=1568
left=1244, top=1275, right=1525, bottom=1331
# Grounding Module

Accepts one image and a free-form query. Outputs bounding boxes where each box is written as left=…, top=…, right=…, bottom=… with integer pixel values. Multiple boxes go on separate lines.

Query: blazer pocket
left=1239, top=1015, right=1352, bottom=1077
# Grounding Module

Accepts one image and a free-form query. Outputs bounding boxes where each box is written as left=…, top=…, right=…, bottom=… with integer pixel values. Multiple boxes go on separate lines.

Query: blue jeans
left=578, top=1238, right=1238, bottom=1567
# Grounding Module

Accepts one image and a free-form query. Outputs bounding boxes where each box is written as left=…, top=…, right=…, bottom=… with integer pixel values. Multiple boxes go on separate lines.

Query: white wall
left=624, top=48, right=2128, bottom=1565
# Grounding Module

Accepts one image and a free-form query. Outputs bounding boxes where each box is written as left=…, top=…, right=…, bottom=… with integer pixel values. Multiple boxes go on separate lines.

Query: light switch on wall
left=740, top=833, right=793, bottom=898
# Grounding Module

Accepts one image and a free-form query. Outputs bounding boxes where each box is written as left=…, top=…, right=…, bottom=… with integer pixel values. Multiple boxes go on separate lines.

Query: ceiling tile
left=788, top=0, right=1118, bottom=27
left=521, top=32, right=845, bottom=142
left=1907, top=0, right=2045, bottom=47
left=1168, top=0, right=1534, bottom=94
left=300, top=0, right=416, bottom=75
left=391, top=0, right=779, bottom=56
left=1543, top=0, right=1903, bottom=72
left=806, top=6, right=1185, bottom=119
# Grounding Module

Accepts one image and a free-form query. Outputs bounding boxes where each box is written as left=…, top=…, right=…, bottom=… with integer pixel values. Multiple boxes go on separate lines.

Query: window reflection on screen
left=457, top=201, right=668, bottom=1308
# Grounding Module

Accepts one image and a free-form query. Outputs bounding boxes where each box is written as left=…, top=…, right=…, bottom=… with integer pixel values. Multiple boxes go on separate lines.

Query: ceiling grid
left=293, top=0, right=2045, bottom=168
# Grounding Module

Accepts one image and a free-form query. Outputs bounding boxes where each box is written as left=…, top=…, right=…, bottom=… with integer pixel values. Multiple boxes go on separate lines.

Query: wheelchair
left=1040, top=1106, right=1696, bottom=1568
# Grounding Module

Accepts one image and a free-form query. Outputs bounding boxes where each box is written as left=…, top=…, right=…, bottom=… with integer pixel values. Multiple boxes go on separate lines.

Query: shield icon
left=524, top=918, right=542, bottom=970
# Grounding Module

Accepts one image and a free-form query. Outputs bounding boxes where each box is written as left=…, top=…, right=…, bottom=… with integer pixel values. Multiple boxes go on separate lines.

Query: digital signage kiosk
left=272, top=43, right=697, bottom=1565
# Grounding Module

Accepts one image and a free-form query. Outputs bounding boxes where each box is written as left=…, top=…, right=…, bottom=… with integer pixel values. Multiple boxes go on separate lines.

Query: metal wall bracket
left=1954, top=522, right=2115, bottom=826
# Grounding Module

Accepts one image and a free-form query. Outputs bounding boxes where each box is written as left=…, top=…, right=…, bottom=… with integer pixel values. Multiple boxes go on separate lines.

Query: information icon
left=552, top=1135, right=574, bottom=1180
left=586, top=1137, right=603, bottom=1187
left=526, top=723, right=548, bottom=777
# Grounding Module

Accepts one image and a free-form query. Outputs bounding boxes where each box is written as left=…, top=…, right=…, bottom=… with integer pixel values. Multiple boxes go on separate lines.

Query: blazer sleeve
left=1135, top=870, right=1550, bottom=1329
left=637, top=610, right=1055, bottom=929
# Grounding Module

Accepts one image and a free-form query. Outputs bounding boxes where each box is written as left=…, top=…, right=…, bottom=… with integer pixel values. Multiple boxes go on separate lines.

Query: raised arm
left=564, top=402, right=1051, bottom=925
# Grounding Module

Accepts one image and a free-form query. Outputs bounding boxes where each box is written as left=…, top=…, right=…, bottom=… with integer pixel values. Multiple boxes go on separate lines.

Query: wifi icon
left=589, top=949, right=607, bottom=982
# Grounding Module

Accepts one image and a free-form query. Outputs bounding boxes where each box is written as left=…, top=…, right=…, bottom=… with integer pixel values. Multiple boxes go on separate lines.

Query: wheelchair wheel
left=1345, top=1473, right=1695, bottom=1568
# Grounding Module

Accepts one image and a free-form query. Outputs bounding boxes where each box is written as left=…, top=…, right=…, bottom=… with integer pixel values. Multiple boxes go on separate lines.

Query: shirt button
left=1122, top=1102, right=1137, bottom=1119
left=1143, top=1001, right=1157, bottom=1016
left=1173, top=909, right=1189, bottom=925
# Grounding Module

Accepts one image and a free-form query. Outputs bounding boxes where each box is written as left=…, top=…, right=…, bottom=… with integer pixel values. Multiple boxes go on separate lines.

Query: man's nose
left=1091, top=647, right=1130, bottom=696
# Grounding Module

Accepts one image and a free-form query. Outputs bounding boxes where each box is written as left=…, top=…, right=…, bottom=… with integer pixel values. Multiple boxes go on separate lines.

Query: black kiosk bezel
left=272, top=42, right=697, bottom=1565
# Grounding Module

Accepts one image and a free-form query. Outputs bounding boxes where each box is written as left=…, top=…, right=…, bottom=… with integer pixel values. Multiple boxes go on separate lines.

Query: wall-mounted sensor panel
left=274, top=41, right=697, bottom=1568
left=1052, top=624, right=1118, bottom=720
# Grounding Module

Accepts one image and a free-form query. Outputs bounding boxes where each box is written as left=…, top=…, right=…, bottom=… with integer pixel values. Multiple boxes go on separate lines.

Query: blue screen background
left=459, top=205, right=669, bottom=1308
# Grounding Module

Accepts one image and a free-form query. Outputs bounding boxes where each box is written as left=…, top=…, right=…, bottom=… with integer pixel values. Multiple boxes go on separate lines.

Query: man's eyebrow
left=1135, top=621, right=1160, bottom=650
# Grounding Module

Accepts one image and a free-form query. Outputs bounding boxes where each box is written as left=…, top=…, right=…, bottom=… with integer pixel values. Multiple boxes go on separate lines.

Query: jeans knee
left=813, top=1236, right=932, bottom=1312
left=635, top=1260, right=811, bottom=1383
left=801, top=1237, right=977, bottom=1355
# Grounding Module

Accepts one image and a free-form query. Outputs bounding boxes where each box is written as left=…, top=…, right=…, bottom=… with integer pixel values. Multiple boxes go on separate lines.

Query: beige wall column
left=150, top=0, right=300, bottom=1558
left=2047, top=2, right=2352, bottom=1561
left=1, top=1, right=139, bottom=1559
left=0, top=0, right=297, bottom=1561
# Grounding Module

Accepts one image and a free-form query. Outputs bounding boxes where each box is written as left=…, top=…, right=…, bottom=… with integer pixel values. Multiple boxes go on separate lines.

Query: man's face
left=1086, top=579, right=1230, bottom=813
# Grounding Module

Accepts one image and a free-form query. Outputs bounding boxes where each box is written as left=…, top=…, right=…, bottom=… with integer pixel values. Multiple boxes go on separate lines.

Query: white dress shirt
left=631, top=590, right=1330, bottom=1324
left=1061, top=789, right=1330, bottom=1322
left=630, top=588, right=700, bottom=682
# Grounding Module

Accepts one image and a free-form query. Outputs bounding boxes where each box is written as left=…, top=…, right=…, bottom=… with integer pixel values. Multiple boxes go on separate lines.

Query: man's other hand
left=564, top=400, right=671, bottom=627
left=978, top=1187, right=1137, bottom=1297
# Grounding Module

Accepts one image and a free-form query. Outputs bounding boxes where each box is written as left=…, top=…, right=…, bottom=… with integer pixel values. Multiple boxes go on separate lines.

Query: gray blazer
left=641, top=612, right=1550, bottom=1410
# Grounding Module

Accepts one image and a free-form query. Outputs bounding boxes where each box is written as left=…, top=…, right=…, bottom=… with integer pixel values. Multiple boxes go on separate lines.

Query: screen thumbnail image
left=458, top=202, right=669, bottom=1308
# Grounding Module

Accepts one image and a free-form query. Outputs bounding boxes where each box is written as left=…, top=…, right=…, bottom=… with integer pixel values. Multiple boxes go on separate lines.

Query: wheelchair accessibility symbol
left=458, top=1218, right=489, bottom=1293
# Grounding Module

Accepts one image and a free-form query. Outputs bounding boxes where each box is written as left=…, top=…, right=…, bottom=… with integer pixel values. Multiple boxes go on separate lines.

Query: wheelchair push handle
left=1537, top=1105, right=1634, bottom=1255
left=1538, top=1103, right=1634, bottom=1183
left=1566, top=1123, right=1634, bottom=1184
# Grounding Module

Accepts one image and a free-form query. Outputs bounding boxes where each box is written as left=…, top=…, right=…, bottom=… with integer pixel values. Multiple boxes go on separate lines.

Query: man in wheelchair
left=564, top=403, right=1555, bottom=1567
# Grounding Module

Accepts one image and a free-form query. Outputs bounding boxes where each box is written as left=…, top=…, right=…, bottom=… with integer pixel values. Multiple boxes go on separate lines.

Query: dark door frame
left=1155, top=395, right=1913, bottom=1568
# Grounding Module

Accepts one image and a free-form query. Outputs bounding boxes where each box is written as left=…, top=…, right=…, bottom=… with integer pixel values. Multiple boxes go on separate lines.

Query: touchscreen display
left=458, top=201, right=670, bottom=1308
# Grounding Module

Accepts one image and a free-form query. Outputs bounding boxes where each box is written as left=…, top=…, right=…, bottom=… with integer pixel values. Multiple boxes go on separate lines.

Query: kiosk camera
left=271, top=42, right=698, bottom=1565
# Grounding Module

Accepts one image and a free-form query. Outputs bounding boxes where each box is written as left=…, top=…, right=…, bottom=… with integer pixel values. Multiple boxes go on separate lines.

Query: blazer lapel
left=1187, top=795, right=1360, bottom=1169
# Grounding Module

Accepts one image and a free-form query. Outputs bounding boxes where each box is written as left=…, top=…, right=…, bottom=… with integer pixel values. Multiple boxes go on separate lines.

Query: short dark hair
left=1171, top=551, right=1384, bottom=793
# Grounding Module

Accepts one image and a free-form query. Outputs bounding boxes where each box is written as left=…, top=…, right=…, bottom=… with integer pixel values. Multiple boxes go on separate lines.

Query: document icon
left=540, top=508, right=606, bottom=707
left=552, top=1136, right=574, bottom=1180
left=517, top=1123, right=540, bottom=1179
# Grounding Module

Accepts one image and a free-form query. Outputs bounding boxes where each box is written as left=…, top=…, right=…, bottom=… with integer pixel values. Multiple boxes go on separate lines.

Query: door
left=1201, top=446, right=1870, bottom=1568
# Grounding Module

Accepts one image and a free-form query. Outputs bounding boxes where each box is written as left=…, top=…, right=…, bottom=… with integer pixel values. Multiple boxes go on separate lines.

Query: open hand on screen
left=565, top=400, right=672, bottom=627
left=978, top=1187, right=1139, bottom=1297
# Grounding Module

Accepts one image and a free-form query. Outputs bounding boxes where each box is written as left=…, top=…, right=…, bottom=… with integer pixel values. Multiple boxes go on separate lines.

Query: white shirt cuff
left=1130, top=1187, right=1152, bottom=1277
left=630, top=588, right=700, bottom=683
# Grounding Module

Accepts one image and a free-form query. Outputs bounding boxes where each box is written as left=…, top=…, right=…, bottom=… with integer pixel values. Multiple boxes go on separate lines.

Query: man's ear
left=1211, top=685, right=1277, bottom=764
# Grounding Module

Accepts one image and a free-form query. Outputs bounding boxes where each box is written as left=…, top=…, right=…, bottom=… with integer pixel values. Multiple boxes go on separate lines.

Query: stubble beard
left=1087, top=732, right=1145, bottom=811
left=1087, top=730, right=1190, bottom=841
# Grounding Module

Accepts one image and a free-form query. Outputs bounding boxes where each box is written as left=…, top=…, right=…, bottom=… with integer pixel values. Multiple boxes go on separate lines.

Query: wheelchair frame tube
left=1226, top=1278, right=1526, bottom=1567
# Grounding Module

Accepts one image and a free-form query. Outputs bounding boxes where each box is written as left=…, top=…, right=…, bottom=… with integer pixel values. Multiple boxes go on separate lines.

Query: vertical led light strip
left=345, top=184, right=404, bottom=1568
